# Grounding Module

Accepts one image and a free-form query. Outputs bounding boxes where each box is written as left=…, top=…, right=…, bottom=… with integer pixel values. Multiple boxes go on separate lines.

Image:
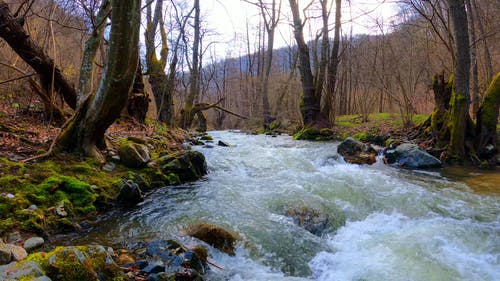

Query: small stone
left=91, top=185, right=99, bottom=191
left=102, top=162, right=116, bottom=172
left=5, top=193, right=15, bottom=199
left=55, top=201, right=68, bottom=217
left=6, top=231, right=21, bottom=243
left=0, top=245, right=11, bottom=265
left=23, top=237, right=44, bottom=252
left=141, top=263, right=165, bottom=275
left=9, top=245, right=28, bottom=261
left=27, top=204, right=38, bottom=211
left=111, top=155, right=121, bottom=162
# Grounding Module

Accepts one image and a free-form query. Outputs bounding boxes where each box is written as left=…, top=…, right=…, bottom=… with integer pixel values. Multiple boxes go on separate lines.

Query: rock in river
left=385, top=143, right=441, bottom=169
left=337, top=137, right=377, bottom=165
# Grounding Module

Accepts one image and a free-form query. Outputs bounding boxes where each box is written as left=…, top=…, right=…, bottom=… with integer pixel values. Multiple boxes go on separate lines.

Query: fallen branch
left=214, top=105, right=247, bottom=119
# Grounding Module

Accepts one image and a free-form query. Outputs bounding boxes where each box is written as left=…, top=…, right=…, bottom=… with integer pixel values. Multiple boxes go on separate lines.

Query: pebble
left=9, top=244, right=28, bottom=261
left=23, top=237, right=45, bottom=252
left=102, top=162, right=116, bottom=172
left=0, top=245, right=11, bottom=265
left=6, top=231, right=21, bottom=243
left=27, top=204, right=38, bottom=211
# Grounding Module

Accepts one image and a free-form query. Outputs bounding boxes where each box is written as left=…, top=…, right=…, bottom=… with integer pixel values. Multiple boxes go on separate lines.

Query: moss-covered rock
left=22, top=245, right=123, bottom=281
left=184, top=223, right=238, bottom=256
left=118, top=139, right=151, bottom=168
left=158, top=151, right=207, bottom=182
left=337, top=137, right=377, bottom=165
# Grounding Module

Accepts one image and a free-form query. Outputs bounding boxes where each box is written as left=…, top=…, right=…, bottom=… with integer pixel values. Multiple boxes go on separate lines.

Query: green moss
left=18, top=275, right=36, bottom=281
left=26, top=175, right=97, bottom=215
left=293, top=127, right=321, bottom=140
left=478, top=72, right=500, bottom=130
left=353, top=132, right=367, bottom=142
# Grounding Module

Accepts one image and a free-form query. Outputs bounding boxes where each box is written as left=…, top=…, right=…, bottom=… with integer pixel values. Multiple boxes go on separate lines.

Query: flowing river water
left=77, top=131, right=500, bottom=281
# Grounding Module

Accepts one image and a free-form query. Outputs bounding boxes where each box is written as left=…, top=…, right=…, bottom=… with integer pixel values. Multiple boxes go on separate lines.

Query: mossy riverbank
left=0, top=129, right=207, bottom=240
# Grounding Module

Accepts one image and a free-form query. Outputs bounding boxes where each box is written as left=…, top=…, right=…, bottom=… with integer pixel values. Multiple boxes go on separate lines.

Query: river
left=77, top=131, right=500, bottom=281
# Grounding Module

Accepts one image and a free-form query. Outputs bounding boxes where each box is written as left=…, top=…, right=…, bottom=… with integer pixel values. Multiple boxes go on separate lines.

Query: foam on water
left=74, top=131, right=500, bottom=280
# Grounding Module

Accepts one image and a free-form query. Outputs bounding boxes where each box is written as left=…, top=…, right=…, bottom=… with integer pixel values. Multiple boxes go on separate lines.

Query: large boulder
left=118, top=140, right=151, bottom=168
left=385, top=143, right=442, bottom=169
left=337, top=137, right=377, bottom=165
left=158, top=150, right=207, bottom=182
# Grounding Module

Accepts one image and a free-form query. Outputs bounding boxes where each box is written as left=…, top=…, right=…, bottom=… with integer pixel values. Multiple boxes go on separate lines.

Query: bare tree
left=56, top=0, right=141, bottom=162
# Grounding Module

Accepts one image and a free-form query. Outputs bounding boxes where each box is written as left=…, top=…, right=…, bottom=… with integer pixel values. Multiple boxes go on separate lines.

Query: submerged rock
left=285, top=206, right=330, bottom=236
left=337, top=137, right=377, bottom=165
left=184, top=223, right=238, bottom=256
left=385, top=143, right=441, bottom=169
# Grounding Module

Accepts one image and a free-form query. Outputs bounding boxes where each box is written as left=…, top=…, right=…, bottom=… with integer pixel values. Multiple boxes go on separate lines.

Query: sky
left=201, top=0, right=400, bottom=58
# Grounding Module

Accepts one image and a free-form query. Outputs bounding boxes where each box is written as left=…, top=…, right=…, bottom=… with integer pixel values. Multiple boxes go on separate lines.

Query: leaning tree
left=55, top=0, right=141, bottom=163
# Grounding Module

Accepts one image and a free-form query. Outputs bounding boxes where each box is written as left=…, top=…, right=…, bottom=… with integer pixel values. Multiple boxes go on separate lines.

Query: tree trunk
left=447, top=0, right=471, bottom=160
left=181, top=0, right=201, bottom=129
left=323, top=0, right=342, bottom=120
left=127, top=60, right=149, bottom=123
left=77, top=0, right=110, bottom=107
left=465, top=0, right=479, bottom=117
left=0, top=0, right=77, bottom=110
left=288, top=0, right=322, bottom=127
left=476, top=72, right=500, bottom=159
left=57, top=0, right=140, bottom=162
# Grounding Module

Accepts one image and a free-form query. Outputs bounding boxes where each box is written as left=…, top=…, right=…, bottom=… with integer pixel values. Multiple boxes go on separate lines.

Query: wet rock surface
left=385, top=143, right=442, bottom=169
left=337, top=137, right=377, bottom=165
left=184, top=223, right=238, bottom=256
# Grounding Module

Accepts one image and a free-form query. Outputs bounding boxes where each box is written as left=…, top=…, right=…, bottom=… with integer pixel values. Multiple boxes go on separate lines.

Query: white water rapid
left=80, top=131, right=500, bottom=281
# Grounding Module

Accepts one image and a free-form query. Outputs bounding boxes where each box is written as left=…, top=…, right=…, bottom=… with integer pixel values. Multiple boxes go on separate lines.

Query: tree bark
left=447, top=0, right=471, bottom=160
left=181, top=0, right=201, bottom=129
left=0, top=0, right=77, bottom=110
left=323, top=0, right=342, bottom=120
left=127, top=60, right=149, bottom=123
left=57, top=0, right=141, bottom=162
left=288, top=0, right=323, bottom=127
